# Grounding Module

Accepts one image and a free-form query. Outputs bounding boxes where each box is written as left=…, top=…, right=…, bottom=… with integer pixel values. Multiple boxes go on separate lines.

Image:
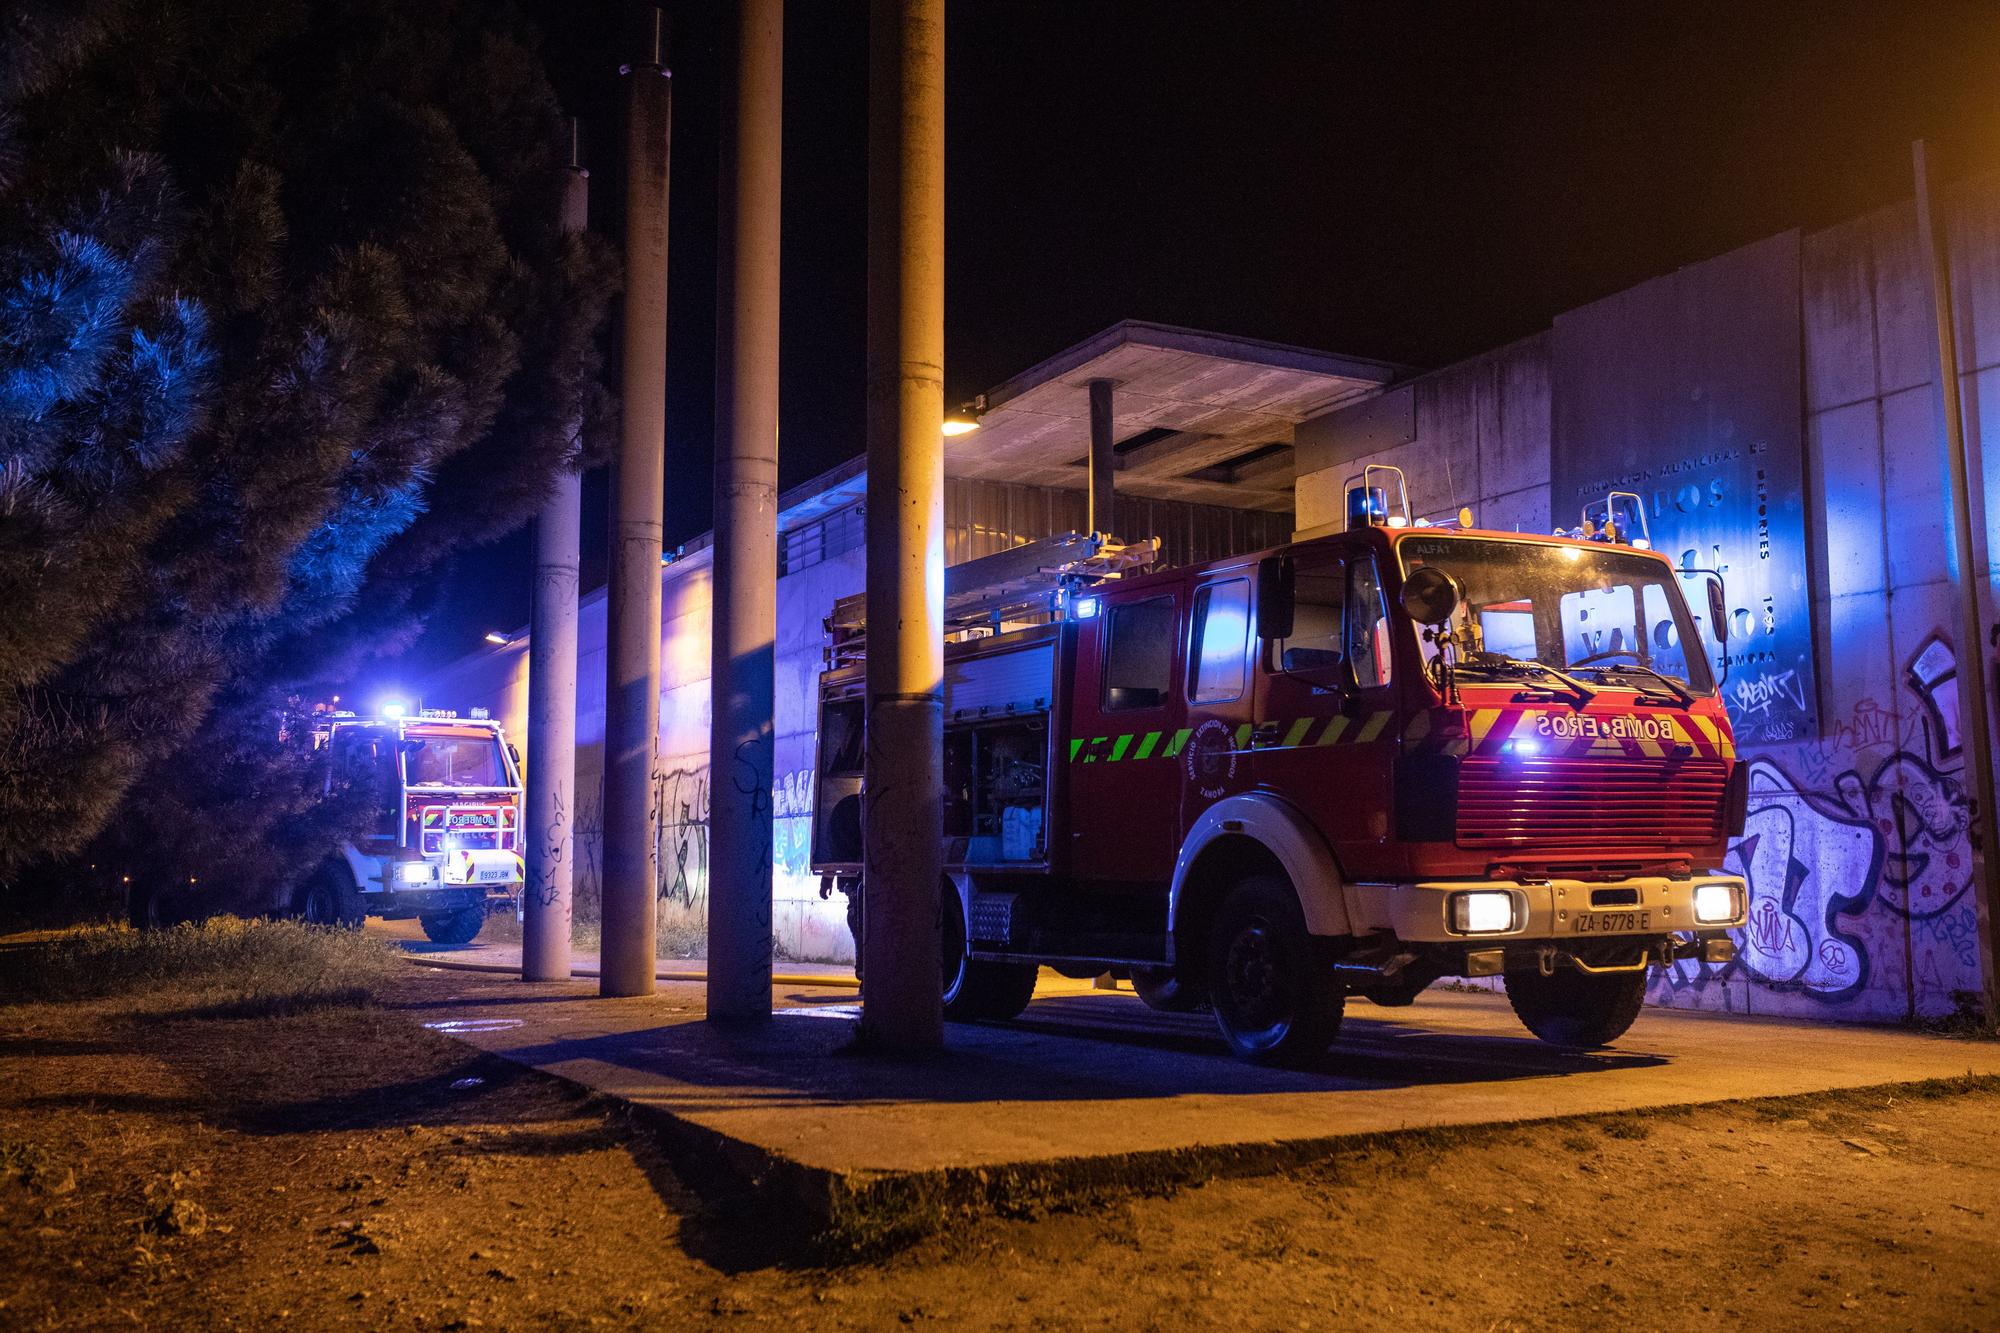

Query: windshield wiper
left=1570, top=662, right=1694, bottom=708
left=1459, top=652, right=1597, bottom=706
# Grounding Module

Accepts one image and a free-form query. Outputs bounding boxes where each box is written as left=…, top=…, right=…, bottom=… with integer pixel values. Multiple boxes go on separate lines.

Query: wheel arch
left=1168, top=792, right=1353, bottom=983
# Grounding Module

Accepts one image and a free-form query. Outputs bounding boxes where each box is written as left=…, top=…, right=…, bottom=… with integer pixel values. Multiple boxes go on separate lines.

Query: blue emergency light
left=1347, top=485, right=1388, bottom=530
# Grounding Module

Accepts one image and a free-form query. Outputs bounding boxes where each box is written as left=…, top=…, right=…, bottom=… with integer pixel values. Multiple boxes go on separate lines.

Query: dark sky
left=408, top=0, right=2000, bottom=677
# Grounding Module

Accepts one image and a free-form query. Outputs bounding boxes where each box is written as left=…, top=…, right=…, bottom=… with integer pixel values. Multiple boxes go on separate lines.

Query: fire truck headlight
left=1451, top=890, right=1517, bottom=935
left=398, top=862, right=434, bottom=885
left=1693, top=882, right=1740, bottom=924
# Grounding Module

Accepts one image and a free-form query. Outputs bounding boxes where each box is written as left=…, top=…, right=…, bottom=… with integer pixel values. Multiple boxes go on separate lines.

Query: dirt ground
left=2, top=963, right=1998, bottom=1330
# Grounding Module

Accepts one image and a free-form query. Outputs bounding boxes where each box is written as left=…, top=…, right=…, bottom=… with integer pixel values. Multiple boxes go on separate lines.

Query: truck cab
left=307, top=709, right=525, bottom=945
left=813, top=482, right=1749, bottom=1065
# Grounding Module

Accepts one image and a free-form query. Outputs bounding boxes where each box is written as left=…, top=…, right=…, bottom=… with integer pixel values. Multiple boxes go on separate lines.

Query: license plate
left=1571, top=910, right=1652, bottom=934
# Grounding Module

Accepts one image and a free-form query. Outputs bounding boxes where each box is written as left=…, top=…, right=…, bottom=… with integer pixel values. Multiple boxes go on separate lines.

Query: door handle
left=1249, top=721, right=1284, bottom=748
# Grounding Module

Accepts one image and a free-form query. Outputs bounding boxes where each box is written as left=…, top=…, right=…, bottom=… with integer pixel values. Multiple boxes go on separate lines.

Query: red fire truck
left=812, top=473, right=1748, bottom=1064
left=301, top=708, right=526, bottom=944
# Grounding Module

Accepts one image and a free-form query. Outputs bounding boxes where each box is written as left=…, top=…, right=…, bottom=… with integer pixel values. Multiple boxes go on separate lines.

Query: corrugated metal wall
left=942, top=477, right=1291, bottom=570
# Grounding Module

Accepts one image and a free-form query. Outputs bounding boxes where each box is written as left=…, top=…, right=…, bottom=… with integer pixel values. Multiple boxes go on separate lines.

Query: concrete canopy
left=949, top=320, right=1402, bottom=513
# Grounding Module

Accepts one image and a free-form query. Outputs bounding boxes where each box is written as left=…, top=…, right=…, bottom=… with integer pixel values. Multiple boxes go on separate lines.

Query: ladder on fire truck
left=823, top=530, right=1159, bottom=670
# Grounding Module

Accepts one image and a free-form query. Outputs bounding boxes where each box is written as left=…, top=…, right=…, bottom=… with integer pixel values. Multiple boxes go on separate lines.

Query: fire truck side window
left=1102, top=595, right=1176, bottom=711
left=1279, top=561, right=1345, bottom=672
left=1189, top=580, right=1251, bottom=703
left=1345, top=557, right=1393, bottom=687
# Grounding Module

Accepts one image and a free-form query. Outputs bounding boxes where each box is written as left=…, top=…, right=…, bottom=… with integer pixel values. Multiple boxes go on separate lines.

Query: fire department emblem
left=1185, top=717, right=1239, bottom=801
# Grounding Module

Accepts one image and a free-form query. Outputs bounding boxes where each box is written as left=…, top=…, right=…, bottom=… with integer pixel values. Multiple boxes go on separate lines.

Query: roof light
left=1074, top=595, right=1099, bottom=620
left=380, top=699, right=407, bottom=719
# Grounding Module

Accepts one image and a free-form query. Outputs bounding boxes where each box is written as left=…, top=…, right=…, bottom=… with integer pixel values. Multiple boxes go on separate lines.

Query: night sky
left=408, top=0, right=2000, bottom=678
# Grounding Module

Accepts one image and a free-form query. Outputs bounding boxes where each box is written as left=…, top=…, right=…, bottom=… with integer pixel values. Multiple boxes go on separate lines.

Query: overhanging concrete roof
left=948, top=321, right=1403, bottom=513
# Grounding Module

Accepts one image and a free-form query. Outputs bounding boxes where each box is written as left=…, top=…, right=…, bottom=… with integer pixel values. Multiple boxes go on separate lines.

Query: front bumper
left=1347, top=874, right=1748, bottom=946
left=383, top=849, right=524, bottom=890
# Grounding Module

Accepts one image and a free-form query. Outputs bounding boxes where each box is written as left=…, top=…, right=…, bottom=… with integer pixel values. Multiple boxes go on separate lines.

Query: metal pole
left=1087, top=377, right=1115, bottom=539
left=523, top=123, right=590, bottom=983
left=1913, top=139, right=2000, bottom=1021
left=602, top=12, right=671, bottom=997
left=708, top=0, right=783, bottom=1024
left=859, top=0, right=945, bottom=1052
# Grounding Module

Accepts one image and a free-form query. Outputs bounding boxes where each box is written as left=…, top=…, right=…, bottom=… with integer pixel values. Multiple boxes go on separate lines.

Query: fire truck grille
left=1456, top=755, right=1729, bottom=851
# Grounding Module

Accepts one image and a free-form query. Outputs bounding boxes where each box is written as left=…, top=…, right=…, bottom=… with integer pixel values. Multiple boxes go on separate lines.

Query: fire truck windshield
left=1398, top=536, right=1716, bottom=694
left=404, top=733, right=507, bottom=788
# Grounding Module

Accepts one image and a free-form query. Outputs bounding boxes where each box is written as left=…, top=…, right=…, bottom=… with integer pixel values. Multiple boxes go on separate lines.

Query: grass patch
left=0, top=917, right=398, bottom=1013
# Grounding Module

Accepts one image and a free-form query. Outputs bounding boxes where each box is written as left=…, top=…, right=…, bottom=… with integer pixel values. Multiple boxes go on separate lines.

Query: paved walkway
left=397, top=954, right=2000, bottom=1247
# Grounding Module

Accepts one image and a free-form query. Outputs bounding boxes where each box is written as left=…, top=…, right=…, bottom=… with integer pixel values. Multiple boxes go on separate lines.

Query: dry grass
left=0, top=918, right=399, bottom=1016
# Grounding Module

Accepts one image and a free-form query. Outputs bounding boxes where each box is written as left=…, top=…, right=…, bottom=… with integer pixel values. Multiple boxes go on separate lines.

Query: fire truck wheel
left=296, top=870, right=362, bottom=930
left=1130, top=966, right=1207, bottom=1013
left=1206, top=874, right=1344, bottom=1066
left=1504, top=966, right=1648, bottom=1048
left=942, top=959, right=1039, bottom=1022
left=419, top=905, right=487, bottom=946
left=940, top=891, right=1038, bottom=1021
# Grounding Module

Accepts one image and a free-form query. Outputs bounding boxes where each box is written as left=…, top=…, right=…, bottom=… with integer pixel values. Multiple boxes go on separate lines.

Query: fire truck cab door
left=1253, top=544, right=1399, bottom=859
left=1179, top=572, right=1260, bottom=832
left=1066, top=585, right=1185, bottom=885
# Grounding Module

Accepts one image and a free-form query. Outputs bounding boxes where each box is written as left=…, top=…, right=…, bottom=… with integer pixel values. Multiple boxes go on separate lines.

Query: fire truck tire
left=940, top=890, right=1038, bottom=1021
left=943, top=959, right=1039, bottom=1022
left=1205, top=874, right=1344, bottom=1066
left=419, top=906, right=487, bottom=946
left=1504, top=966, right=1648, bottom=1048
left=296, top=869, right=363, bottom=930
left=1131, top=966, right=1207, bottom=1013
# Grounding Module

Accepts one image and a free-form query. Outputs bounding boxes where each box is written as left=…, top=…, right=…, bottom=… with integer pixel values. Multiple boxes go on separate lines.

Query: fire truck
left=301, top=708, right=526, bottom=944
left=812, top=471, right=1749, bottom=1065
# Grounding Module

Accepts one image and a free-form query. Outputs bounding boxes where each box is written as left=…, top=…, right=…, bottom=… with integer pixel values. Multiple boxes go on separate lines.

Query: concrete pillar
left=858, top=0, right=946, bottom=1052
left=708, top=0, right=783, bottom=1024
left=1087, top=377, right=1115, bottom=539
left=522, top=131, right=589, bottom=984
left=602, top=13, right=671, bottom=998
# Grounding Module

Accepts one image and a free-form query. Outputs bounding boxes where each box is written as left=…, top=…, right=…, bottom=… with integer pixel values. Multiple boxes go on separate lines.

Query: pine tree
left=0, top=0, right=616, bottom=909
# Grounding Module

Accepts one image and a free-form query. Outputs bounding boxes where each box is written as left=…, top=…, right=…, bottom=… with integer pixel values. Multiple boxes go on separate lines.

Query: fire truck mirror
left=1256, top=556, right=1295, bottom=640
left=1400, top=566, right=1462, bottom=626
left=1706, top=577, right=1728, bottom=642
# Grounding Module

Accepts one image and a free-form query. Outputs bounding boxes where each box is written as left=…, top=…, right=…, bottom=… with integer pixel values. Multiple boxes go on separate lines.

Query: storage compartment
left=943, top=716, right=1049, bottom=866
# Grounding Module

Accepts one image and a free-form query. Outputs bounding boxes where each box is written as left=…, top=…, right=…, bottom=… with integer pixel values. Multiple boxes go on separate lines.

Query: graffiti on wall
left=568, top=759, right=817, bottom=912
left=656, top=765, right=710, bottom=907
left=1658, top=632, right=1984, bottom=1012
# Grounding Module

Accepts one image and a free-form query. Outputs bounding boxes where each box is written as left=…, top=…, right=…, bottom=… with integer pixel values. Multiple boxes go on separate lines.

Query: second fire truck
left=302, top=708, right=526, bottom=945
left=813, top=472, right=1749, bottom=1065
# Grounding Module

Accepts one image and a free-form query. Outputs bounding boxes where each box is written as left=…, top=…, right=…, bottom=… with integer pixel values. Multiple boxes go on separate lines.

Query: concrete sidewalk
left=399, top=959, right=2000, bottom=1251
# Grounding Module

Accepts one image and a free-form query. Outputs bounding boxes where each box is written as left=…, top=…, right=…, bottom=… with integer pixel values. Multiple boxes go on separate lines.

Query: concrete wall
left=1296, top=180, right=2000, bottom=1022
left=424, top=477, right=1290, bottom=963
